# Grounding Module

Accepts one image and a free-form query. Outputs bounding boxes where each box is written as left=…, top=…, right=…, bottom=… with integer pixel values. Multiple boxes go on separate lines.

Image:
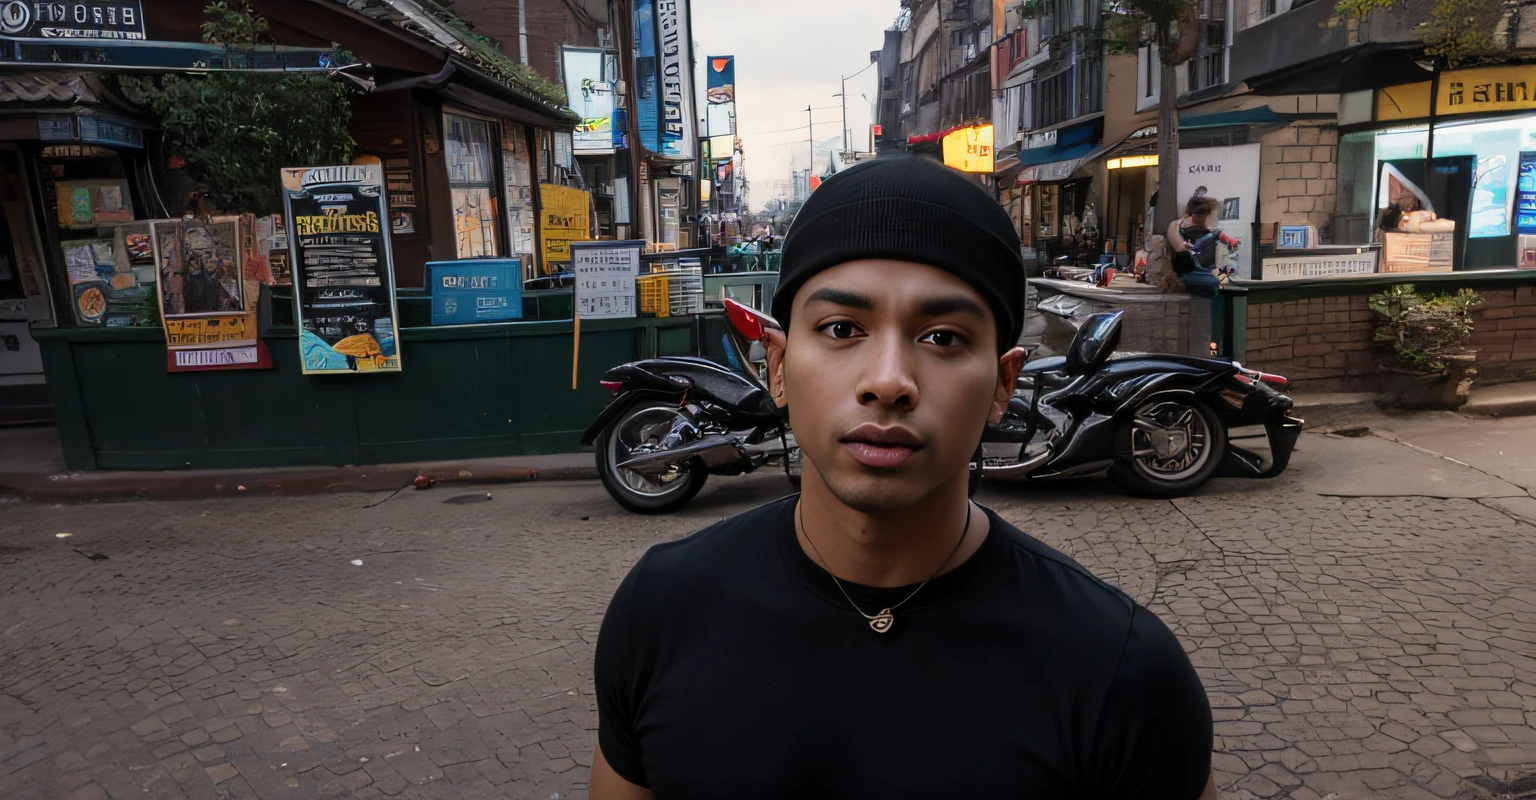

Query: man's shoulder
left=629, top=495, right=793, bottom=584
left=983, top=508, right=1139, bottom=632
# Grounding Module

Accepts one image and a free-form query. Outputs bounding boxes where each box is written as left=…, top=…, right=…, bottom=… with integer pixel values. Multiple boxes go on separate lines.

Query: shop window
left=443, top=113, right=501, bottom=258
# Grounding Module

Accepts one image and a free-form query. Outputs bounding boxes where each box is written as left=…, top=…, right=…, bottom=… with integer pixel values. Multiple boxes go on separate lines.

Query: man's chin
left=820, top=471, right=939, bottom=515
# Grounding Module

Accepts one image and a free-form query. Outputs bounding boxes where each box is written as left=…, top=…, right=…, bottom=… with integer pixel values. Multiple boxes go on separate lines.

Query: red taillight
left=1232, top=372, right=1255, bottom=386
left=723, top=299, right=764, bottom=341
left=599, top=380, right=623, bottom=395
left=1257, top=373, right=1289, bottom=388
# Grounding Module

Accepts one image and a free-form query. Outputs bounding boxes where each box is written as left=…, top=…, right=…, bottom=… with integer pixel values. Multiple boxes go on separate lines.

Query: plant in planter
left=1368, top=284, right=1482, bottom=409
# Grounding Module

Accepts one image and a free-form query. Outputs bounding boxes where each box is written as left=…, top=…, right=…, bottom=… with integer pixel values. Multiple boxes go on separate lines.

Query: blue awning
left=1178, top=107, right=1304, bottom=130
left=1016, top=139, right=1097, bottom=168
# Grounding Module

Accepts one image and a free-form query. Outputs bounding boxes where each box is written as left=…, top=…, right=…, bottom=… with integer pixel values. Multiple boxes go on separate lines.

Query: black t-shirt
left=595, top=497, right=1212, bottom=799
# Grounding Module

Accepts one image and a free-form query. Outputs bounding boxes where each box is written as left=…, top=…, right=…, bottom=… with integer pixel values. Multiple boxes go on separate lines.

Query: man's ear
left=990, top=346, right=1027, bottom=424
left=763, top=327, right=789, bottom=408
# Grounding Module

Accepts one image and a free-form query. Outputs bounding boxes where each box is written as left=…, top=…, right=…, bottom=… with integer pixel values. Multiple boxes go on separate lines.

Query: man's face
left=766, top=259, right=1023, bottom=513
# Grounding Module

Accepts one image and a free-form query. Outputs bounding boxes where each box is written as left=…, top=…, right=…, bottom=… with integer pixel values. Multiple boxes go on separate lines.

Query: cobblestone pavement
left=2, top=429, right=1535, bottom=799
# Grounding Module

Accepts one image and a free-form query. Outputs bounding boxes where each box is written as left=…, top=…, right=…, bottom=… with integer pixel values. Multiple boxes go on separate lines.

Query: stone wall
left=1244, top=288, right=1536, bottom=391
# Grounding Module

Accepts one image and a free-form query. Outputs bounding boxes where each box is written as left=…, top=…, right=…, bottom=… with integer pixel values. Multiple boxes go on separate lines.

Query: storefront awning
left=1178, top=107, right=1309, bottom=130
left=0, top=39, right=345, bottom=72
left=1018, top=158, right=1082, bottom=184
left=1016, top=139, right=1096, bottom=169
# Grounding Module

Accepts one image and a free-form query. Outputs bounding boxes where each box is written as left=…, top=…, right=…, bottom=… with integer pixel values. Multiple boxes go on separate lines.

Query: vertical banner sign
left=633, top=0, right=661, bottom=154
left=562, top=47, right=616, bottom=154
left=540, top=184, right=593, bottom=269
left=655, top=0, right=697, bottom=160
left=281, top=165, right=403, bottom=374
left=571, top=240, right=643, bottom=319
left=1176, top=143, right=1261, bottom=279
left=706, top=55, right=736, bottom=143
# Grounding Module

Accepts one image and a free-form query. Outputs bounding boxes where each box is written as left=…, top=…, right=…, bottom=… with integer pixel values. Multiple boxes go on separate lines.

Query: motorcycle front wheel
left=595, top=400, right=709, bottom=514
left=1108, top=396, right=1226, bottom=497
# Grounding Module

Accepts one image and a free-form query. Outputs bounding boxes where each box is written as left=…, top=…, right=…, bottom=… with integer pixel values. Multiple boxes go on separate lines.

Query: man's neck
left=795, top=473, right=988, bottom=588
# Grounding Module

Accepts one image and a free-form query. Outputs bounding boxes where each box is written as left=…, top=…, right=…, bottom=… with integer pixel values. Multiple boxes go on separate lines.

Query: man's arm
left=591, top=743, right=654, bottom=800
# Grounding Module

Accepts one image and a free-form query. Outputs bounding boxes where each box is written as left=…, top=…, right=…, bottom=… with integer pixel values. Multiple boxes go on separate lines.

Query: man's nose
left=856, top=332, right=918, bottom=409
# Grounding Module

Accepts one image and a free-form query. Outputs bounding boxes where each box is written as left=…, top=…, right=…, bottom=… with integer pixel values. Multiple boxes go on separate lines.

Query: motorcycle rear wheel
left=1109, top=397, right=1226, bottom=497
left=596, top=400, right=709, bottom=514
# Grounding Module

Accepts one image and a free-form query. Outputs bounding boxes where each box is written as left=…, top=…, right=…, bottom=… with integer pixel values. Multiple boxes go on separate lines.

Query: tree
left=1104, top=0, right=1202, bottom=232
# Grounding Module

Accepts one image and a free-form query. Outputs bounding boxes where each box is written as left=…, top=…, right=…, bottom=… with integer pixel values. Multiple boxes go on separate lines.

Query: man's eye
left=820, top=322, right=858, bottom=340
left=921, top=330, right=965, bottom=347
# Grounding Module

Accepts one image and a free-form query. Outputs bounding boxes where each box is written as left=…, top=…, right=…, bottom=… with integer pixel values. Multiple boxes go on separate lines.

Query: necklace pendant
left=868, top=609, right=895, bottom=634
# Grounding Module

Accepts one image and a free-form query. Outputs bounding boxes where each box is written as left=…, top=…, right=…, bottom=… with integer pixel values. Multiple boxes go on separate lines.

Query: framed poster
left=1177, top=143, right=1260, bottom=278
left=571, top=240, right=642, bottom=319
left=280, top=164, right=402, bottom=374
left=151, top=216, right=272, bottom=372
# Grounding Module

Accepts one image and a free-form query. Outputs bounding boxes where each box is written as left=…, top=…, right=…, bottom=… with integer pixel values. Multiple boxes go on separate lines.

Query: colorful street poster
left=706, top=54, right=736, bottom=143
left=540, top=184, right=592, bottom=270
left=152, top=215, right=273, bottom=372
left=563, top=47, right=617, bottom=154
left=281, top=164, right=402, bottom=375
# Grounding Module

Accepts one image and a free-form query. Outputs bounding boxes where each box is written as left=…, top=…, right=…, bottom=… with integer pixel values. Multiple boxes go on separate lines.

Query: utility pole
left=806, top=104, right=814, bottom=193
left=840, top=75, right=849, bottom=154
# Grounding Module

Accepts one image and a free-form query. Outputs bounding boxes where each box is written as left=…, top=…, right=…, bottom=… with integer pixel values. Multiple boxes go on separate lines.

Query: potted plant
left=1368, top=284, right=1482, bottom=409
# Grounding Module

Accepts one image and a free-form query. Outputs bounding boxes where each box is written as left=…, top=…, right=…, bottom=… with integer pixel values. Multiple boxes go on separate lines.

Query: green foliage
left=129, top=2, right=354, bottom=216
left=200, top=0, right=268, bottom=44
left=416, top=0, right=568, bottom=107
left=1336, top=0, right=1506, bottom=67
left=1369, top=284, right=1482, bottom=373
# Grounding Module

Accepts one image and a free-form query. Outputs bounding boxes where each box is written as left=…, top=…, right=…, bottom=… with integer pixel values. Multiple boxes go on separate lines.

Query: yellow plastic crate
left=638, top=274, right=670, bottom=317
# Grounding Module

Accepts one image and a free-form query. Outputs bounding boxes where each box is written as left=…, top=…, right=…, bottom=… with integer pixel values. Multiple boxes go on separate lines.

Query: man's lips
left=840, top=424, right=924, bottom=469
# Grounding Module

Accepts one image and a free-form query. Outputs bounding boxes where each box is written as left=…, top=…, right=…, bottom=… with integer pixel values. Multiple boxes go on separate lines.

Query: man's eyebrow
left=803, top=287, right=875, bottom=310
left=919, top=295, right=987, bottom=319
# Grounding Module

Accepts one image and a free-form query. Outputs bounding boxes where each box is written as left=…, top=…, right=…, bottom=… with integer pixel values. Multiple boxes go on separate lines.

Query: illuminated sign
left=942, top=124, right=994, bottom=173
left=1106, top=154, right=1159, bottom=170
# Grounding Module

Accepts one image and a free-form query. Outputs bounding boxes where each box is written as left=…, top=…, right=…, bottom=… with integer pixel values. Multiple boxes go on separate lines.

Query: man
left=591, top=156, right=1214, bottom=799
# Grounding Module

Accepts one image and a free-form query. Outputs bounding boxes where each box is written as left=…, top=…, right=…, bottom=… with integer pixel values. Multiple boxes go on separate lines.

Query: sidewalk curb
left=0, top=458, right=601, bottom=504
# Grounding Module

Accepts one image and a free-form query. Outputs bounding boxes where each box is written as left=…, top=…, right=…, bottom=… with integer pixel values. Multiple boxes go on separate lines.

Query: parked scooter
left=582, top=300, right=1302, bottom=513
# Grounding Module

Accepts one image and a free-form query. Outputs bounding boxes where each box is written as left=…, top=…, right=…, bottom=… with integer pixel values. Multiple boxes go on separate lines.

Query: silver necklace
left=797, top=501, right=972, bottom=634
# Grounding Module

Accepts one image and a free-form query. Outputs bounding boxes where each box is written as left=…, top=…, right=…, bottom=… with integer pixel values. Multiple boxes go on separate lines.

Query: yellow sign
left=539, top=184, right=591, bottom=269
left=942, top=124, right=995, bottom=173
left=1376, top=65, right=1536, bottom=122
left=1106, top=154, right=1159, bottom=170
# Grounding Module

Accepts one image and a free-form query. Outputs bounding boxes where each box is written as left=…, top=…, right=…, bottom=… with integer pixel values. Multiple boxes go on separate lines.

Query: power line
left=746, top=120, right=845, bottom=138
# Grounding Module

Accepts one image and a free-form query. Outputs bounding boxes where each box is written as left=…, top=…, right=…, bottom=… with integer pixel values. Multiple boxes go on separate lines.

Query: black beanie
left=773, top=155, right=1025, bottom=352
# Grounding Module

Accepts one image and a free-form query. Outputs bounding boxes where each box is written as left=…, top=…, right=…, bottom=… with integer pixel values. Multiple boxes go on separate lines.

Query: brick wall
left=1469, top=288, right=1536, bottom=384
left=1245, top=288, right=1536, bottom=392
left=1260, top=123, right=1338, bottom=232
left=1245, top=296, right=1378, bottom=392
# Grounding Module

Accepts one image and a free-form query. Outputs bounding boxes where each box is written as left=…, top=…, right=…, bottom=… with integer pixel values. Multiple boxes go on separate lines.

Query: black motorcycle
left=582, top=301, right=1301, bottom=513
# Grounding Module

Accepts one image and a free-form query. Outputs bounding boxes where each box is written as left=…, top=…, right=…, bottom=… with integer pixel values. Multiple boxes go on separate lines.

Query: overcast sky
left=693, top=0, right=900, bottom=211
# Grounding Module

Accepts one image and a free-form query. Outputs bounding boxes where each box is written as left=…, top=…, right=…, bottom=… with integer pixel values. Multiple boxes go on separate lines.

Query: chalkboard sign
left=428, top=259, right=524, bottom=325
left=280, top=164, right=403, bottom=374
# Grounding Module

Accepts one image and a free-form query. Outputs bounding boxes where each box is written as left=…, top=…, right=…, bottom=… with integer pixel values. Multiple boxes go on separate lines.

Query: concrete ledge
left=1463, top=380, right=1536, bottom=418
left=0, top=453, right=599, bottom=504
left=1290, top=392, right=1382, bottom=430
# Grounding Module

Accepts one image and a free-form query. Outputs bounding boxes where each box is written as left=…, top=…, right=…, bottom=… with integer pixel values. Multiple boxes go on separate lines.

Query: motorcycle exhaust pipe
left=617, top=435, right=741, bottom=473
